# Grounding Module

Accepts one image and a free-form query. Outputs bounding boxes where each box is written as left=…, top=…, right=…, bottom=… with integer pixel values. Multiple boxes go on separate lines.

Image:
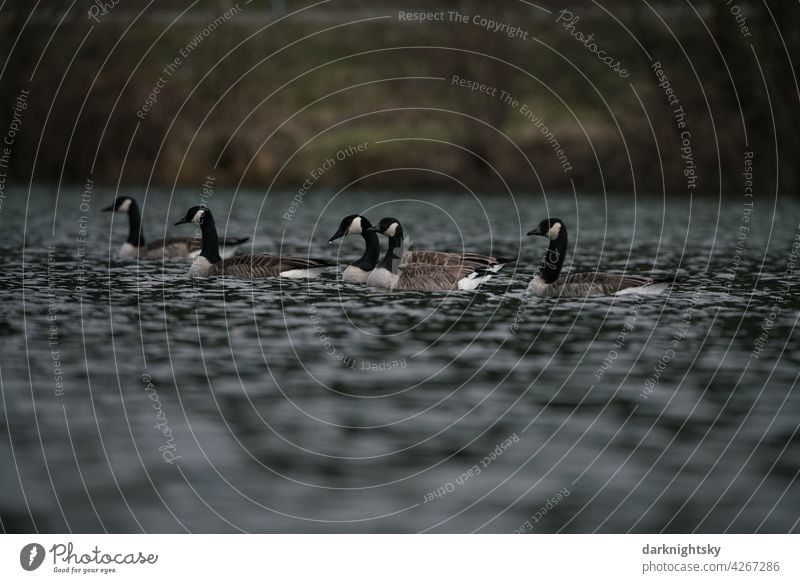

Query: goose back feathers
left=197, top=254, right=335, bottom=278
left=392, top=264, right=494, bottom=291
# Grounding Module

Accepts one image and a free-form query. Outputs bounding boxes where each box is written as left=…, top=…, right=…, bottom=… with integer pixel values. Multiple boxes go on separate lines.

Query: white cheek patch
left=117, top=199, right=132, bottom=213
left=191, top=209, right=206, bottom=224
left=384, top=222, right=399, bottom=237
left=346, top=216, right=362, bottom=235
left=548, top=222, right=562, bottom=240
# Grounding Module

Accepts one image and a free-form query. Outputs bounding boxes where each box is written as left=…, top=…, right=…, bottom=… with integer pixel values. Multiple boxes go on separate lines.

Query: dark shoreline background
left=0, top=0, right=797, bottom=196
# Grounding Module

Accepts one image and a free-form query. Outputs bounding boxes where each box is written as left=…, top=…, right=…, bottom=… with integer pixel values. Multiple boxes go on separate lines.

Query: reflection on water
left=1, top=186, right=798, bottom=533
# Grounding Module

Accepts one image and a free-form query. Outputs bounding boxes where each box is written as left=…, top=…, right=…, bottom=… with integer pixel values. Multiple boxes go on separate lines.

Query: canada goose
left=174, top=206, right=336, bottom=278
left=327, top=214, right=381, bottom=283
left=526, top=218, right=653, bottom=297
left=103, top=196, right=249, bottom=259
left=365, top=217, right=505, bottom=291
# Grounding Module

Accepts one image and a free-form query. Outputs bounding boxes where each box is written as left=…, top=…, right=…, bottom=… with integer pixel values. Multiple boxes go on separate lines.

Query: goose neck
left=539, top=229, right=567, bottom=283
left=353, top=229, right=381, bottom=270
left=126, top=200, right=144, bottom=246
left=378, top=233, right=403, bottom=272
left=198, top=213, right=221, bottom=263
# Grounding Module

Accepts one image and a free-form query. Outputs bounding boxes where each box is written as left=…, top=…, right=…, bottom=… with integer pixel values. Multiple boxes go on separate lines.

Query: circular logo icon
left=20, top=543, right=46, bottom=571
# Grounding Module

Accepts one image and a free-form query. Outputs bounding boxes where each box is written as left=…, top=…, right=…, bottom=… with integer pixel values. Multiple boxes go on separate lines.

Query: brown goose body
left=400, top=250, right=503, bottom=271
left=528, top=272, right=654, bottom=298
left=204, top=254, right=335, bottom=278
left=391, top=263, right=492, bottom=291
left=366, top=251, right=505, bottom=290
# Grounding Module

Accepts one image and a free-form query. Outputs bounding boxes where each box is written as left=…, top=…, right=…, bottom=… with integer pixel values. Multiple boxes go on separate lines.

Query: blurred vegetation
left=0, top=0, right=797, bottom=196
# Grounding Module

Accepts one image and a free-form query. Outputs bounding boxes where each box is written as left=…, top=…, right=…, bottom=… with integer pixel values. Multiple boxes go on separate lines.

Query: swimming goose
left=104, top=196, right=249, bottom=259
left=365, top=217, right=504, bottom=291
left=327, top=214, right=381, bottom=283
left=526, top=218, right=653, bottom=297
left=174, top=206, right=336, bottom=278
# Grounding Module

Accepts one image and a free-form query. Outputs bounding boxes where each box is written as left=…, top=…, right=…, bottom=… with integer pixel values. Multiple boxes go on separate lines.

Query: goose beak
left=328, top=227, right=346, bottom=244
left=102, top=204, right=114, bottom=212
left=174, top=218, right=189, bottom=226
left=366, top=225, right=380, bottom=233
left=527, top=227, right=544, bottom=236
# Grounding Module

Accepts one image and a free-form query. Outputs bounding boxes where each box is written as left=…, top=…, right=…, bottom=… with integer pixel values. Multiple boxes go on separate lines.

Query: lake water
left=1, top=185, right=798, bottom=533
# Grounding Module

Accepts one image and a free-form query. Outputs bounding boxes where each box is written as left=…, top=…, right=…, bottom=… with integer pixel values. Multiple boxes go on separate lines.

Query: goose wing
left=219, top=235, right=250, bottom=247
left=212, top=254, right=335, bottom=278
left=402, top=250, right=505, bottom=270
left=559, top=272, right=653, bottom=295
left=402, top=250, right=461, bottom=266
left=394, top=264, right=479, bottom=291
left=143, top=236, right=194, bottom=258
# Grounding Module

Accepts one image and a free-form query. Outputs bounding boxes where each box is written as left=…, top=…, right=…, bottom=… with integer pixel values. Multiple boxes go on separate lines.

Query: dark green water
left=1, top=185, right=798, bottom=533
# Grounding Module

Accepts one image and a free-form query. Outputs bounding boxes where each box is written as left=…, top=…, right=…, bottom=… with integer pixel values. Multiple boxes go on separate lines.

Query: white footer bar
left=1, top=534, right=796, bottom=582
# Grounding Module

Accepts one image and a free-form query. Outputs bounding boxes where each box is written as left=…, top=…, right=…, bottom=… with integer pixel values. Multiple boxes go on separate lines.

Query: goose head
left=527, top=218, right=565, bottom=240
left=175, top=205, right=211, bottom=226
left=368, top=217, right=403, bottom=239
left=328, top=214, right=371, bottom=243
left=102, top=196, right=134, bottom=213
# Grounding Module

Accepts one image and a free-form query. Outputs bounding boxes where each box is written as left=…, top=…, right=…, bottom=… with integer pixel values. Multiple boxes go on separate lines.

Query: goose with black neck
left=366, top=217, right=507, bottom=291
left=526, top=218, right=655, bottom=297
left=175, top=206, right=336, bottom=278
left=328, top=214, right=381, bottom=283
left=103, top=196, right=249, bottom=260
